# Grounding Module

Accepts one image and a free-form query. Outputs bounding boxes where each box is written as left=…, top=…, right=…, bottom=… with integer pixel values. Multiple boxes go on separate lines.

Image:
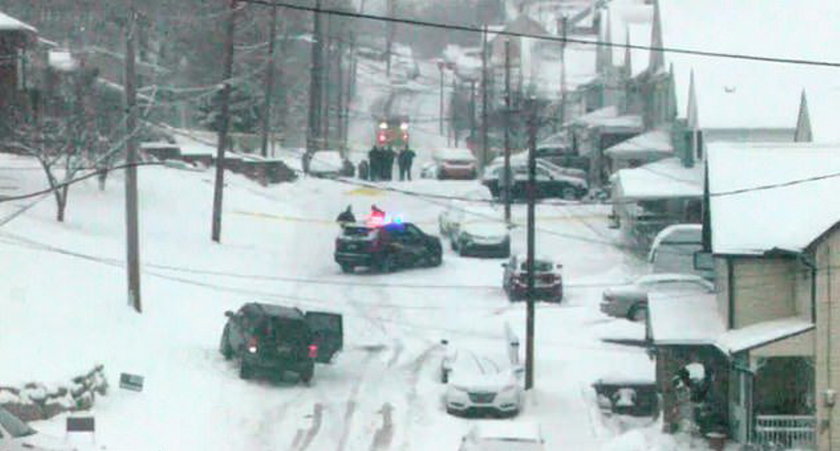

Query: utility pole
left=453, top=75, right=458, bottom=147
left=438, top=61, right=445, bottom=135
left=306, top=0, right=324, bottom=162
left=211, top=0, right=236, bottom=243
left=385, top=0, right=395, bottom=77
left=480, top=24, right=489, bottom=172
left=260, top=3, right=279, bottom=157
left=525, top=97, right=537, bottom=390
left=124, top=2, right=142, bottom=313
left=344, top=32, right=355, bottom=150
left=336, top=36, right=345, bottom=157
left=323, top=33, right=331, bottom=149
left=469, top=79, right=477, bottom=149
left=503, top=39, right=511, bottom=224
left=559, top=15, right=568, bottom=129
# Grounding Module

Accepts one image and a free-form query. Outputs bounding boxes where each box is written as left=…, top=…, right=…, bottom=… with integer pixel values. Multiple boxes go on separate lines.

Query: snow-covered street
left=0, top=147, right=657, bottom=449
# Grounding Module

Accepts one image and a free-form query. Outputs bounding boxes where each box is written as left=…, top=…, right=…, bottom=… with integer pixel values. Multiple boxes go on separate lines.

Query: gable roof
left=0, top=11, right=36, bottom=33
left=658, top=0, right=840, bottom=131
left=707, top=142, right=840, bottom=255
left=604, top=129, right=672, bottom=158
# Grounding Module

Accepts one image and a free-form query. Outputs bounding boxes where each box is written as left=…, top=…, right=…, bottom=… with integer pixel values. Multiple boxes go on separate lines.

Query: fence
left=752, top=414, right=815, bottom=450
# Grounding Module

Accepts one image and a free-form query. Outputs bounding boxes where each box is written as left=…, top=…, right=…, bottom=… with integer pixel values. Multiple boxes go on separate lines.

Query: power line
left=238, top=0, right=840, bottom=69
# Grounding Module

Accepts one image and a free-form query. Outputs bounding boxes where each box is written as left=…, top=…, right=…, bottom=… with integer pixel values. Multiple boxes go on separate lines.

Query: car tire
left=428, top=251, right=442, bottom=267
left=379, top=254, right=397, bottom=273
left=239, top=361, right=252, bottom=380
left=562, top=186, right=577, bottom=201
left=628, top=304, right=648, bottom=322
left=299, top=366, right=314, bottom=385
left=340, top=263, right=354, bottom=274
left=220, top=330, right=233, bottom=360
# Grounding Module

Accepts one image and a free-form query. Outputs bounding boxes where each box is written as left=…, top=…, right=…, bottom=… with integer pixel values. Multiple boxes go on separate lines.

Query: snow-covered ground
left=0, top=38, right=728, bottom=451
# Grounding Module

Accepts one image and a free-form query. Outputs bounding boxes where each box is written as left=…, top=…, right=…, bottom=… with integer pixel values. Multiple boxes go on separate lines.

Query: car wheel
left=239, top=361, right=252, bottom=380
left=628, top=304, right=648, bottom=322
left=562, top=186, right=577, bottom=201
left=428, top=251, right=442, bottom=267
left=340, top=263, right=354, bottom=274
left=220, top=330, right=233, bottom=360
left=299, top=366, right=314, bottom=385
left=380, top=254, right=397, bottom=273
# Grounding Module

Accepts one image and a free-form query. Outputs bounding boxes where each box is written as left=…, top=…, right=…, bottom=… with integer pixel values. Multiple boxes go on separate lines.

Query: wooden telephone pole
left=525, top=98, right=538, bottom=390
left=503, top=39, right=512, bottom=224
left=124, top=2, right=141, bottom=312
left=211, top=0, right=237, bottom=242
left=260, top=3, right=279, bottom=157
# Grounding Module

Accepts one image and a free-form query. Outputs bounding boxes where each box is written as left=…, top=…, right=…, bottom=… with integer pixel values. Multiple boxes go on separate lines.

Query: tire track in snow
left=335, top=349, right=379, bottom=451
left=397, top=343, right=440, bottom=451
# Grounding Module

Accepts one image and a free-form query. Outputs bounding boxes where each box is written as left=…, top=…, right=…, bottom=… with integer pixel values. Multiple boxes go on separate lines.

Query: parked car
left=307, top=150, right=353, bottom=178
left=438, top=199, right=469, bottom=242
left=433, top=148, right=478, bottom=180
left=455, top=220, right=510, bottom=258
left=0, top=406, right=77, bottom=451
left=600, top=273, right=715, bottom=321
left=334, top=221, right=443, bottom=273
left=490, top=154, right=588, bottom=181
left=442, top=347, right=523, bottom=417
left=502, top=255, right=564, bottom=303
left=458, top=421, right=545, bottom=451
left=482, top=161, right=588, bottom=201
left=648, top=224, right=713, bottom=280
left=219, top=302, right=343, bottom=383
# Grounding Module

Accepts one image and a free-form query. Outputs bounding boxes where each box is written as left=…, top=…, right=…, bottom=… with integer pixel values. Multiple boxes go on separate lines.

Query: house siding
left=733, top=258, right=797, bottom=328
left=751, top=331, right=814, bottom=359
left=815, top=229, right=840, bottom=450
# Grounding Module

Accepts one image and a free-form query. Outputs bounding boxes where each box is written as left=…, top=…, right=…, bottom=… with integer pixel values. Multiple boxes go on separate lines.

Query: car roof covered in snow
left=242, top=302, right=304, bottom=320
left=433, top=147, right=476, bottom=161
left=470, top=420, right=542, bottom=441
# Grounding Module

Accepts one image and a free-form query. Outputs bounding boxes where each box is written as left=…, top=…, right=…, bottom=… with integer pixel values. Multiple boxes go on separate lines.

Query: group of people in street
left=363, top=145, right=416, bottom=181
left=335, top=204, right=386, bottom=227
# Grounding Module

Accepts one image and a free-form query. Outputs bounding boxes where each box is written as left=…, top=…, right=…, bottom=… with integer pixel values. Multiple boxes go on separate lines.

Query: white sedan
left=600, top=273, right=715, bottom=321
left=441, top=347, right=523, bottom=418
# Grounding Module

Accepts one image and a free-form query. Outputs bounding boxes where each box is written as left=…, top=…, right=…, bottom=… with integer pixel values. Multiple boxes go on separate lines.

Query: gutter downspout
left=727, top=257, right=735, bottom=329
left=800, top=252, right=817, bottom=324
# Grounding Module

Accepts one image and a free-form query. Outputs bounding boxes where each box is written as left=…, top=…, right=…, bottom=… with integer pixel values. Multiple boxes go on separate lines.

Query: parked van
left=648, top=224, right=713, bottom=280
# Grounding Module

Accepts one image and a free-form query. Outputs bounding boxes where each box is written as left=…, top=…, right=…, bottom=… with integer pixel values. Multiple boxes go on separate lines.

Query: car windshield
left=0, top=408, right=36, bottom=438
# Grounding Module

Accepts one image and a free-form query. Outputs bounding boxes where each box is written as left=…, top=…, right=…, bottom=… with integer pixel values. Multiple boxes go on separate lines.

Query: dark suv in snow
left=334, top=221, right=443, bottom=273
left=219, top=302, right=343, bottom=384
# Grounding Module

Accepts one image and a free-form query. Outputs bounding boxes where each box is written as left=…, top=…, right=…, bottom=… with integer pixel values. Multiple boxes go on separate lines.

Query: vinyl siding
left=733, top=257, right=796, bottom=328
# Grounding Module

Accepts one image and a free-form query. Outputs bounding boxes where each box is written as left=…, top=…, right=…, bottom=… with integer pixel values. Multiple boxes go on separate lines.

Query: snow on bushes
left=0, top=364, right=107, bottom=421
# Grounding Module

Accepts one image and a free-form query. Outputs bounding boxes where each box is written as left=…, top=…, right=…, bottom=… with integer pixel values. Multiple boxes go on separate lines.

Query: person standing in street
left=368, top=145, right=380, bottom=181
left=398, top=145, right=416, bottom=181
left=383, top=146, right=396, bottom=181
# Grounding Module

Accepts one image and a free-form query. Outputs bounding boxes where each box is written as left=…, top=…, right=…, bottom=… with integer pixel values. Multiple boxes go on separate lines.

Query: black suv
left=219, top=302, right=343, bottom=384
left=334, top=221, right=443, bottom=273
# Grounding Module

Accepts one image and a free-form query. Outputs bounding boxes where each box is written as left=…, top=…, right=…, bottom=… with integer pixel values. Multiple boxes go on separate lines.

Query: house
left=0, top=11, right=37, bottom=134
left=647, top=142, right=840, bottom=449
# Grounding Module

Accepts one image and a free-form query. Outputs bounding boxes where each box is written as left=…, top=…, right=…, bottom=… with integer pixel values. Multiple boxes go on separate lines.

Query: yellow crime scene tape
left=233, top=210, right=607, bottom=226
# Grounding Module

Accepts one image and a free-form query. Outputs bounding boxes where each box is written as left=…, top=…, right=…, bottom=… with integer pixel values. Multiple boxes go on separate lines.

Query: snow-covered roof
left=47, top=50, right=78, bottom=72
left=573, top=105, right=643, bottom=130
left=173, top=133, right=216, bottom=156
left=612, top=157, right=703, bottom=201
left=714, top=316, right=813, bottom=355
left=659, top=0, right=840, bottom=131
left=707, top=142, right=840, bottom=255
left=648, top=291, right=724, bottom=345
left=648, top=224, right=701, bottom=261
left=470, top=420, right=542, bottom=442
left=0, top=11, right=36, bottom=33
left=603, top=129, right=673, bottom=158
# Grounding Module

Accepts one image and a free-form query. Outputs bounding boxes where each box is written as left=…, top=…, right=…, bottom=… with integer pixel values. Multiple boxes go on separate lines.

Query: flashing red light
left=308, top=344, right=319, bottom=358
left=377, top=132, right=386, bottom=143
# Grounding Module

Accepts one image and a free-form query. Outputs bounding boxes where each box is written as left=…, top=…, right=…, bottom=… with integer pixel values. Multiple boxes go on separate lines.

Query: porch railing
left=752, top=414, right=815, bottom=450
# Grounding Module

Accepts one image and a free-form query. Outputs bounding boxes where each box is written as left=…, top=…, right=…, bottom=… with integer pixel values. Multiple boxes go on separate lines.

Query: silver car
left=600, top=273, right=715, bottom=321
